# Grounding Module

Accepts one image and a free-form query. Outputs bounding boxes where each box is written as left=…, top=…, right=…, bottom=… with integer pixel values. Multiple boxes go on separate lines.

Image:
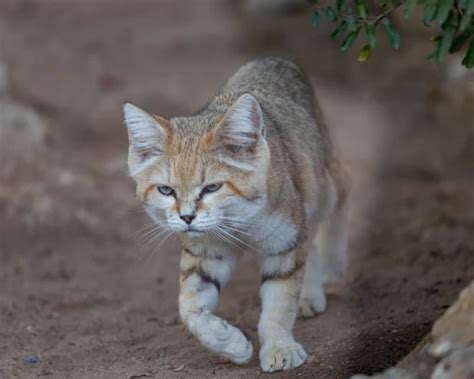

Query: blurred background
left=0, top=1, right=473, bottom=378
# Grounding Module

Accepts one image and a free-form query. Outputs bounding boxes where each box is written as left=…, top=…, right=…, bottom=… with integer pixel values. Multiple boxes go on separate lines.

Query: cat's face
left=124, top=94, right=269, bottom=239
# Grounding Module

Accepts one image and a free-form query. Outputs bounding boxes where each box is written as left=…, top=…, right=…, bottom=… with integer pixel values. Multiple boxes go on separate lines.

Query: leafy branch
left=309, top=0, right=474, bottom=68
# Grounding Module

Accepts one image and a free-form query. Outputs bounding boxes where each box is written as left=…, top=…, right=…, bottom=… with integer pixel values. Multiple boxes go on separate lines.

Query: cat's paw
left=192, top=312, right=253, bottom=364
left=259, top=341, right=307, bottom=372
left=299, top=292, right=327, bottom=318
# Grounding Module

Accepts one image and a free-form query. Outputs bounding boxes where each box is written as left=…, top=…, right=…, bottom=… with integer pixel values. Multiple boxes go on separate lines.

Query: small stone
left=164, top=315, right=179, bottom=326
left=22, top=355, right=40, bottom=364
left=173, top=364, right=185, bottom=372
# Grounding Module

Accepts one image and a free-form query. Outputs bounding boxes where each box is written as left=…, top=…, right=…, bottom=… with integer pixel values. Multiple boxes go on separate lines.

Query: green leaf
left=341, top=27, right=361, bottom=52
left=366, top=24, right=377, bottom=48
left=423, top=2, right=437, bottom=25
left=346, top=13, right=357, bottom=31
left=461, top=39, right=474, bottom=68
left=355, top=0, right=368, bottom=18
left=380, top=2, right=390, bottom=12
left=404, top=0, right=417, bottom=17
left=436, top=0, right=453, bottom=25
left=324, top=6, right=338, bottom=22
left=336, top=0, right=346, bottom=12
left=358, top=45, right=371, bottom=61
left=436, top=27, right=455, bottom=63
left=457, top=0, right=468, bottom=10
left=449, top=30, right=471, bottom=53
left=467, top=0, right=474, bottom=13
left=441, top=11, right=459, bottom=29
left=311, top=11, right=321, bottom=27
left=383, top=19, right=401, bottom=50
left=427, top=40, right=439, bottom=60
left=459, top=11, right=472, bottom=31
left=331, top=21, right=348, bottom=39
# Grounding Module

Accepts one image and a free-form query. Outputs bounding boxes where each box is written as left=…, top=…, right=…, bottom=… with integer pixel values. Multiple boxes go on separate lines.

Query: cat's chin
left=183, top=229, right=207, bottom=238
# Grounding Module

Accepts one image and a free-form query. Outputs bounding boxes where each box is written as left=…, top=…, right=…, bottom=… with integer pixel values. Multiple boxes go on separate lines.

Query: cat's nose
left=180, top=214, right=195, bottom=225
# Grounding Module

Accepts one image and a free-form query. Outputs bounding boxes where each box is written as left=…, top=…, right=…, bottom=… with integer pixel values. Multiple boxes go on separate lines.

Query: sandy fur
left=124, top=57, right=349, bottom=372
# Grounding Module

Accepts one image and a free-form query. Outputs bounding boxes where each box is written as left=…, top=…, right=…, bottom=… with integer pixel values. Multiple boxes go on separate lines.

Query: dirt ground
left=0, top=1, right=473, bottom=378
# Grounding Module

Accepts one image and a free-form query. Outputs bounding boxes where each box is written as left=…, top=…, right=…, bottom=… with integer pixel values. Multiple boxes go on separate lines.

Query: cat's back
left=223, top=57, right=330, bottom=173
left=222, top=57, right=339, bottom=217
left=223, top=57, right=315, bottom=112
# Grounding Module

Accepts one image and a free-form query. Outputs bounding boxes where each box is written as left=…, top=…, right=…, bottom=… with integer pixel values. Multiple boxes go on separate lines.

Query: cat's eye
left=202, top=183, right=222, bottom=195
left=157, top=185, right=175, bottom=196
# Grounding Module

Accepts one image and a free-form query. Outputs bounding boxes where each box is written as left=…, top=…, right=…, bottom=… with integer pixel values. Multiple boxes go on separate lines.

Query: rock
left=351, top=281, right=474, bottom=379
left=0, top=58, right=47, bottom=180
left=352, top=368, right=419, bottom=379
left=0, top=99, right=46, bottom=174
left=429, top=283, right=474, bottom=358
left=0, top=59, right=8, bottom=96
left=432, top=346, right=474, bottom=379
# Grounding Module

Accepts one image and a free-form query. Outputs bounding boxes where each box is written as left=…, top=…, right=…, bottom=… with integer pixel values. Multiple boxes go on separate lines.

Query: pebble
left=22, top=355, right=40, bottom=364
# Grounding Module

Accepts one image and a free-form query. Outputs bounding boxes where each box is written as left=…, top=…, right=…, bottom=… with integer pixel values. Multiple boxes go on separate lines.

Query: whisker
left=145, top=231, right=175, bottom=263
left=211, top=228, right=236, bottom=247
left=215, top=225, right=258, bottom=253
left=128, top=222, right=159, bottom=238
left=141, top=231, right=174, bottom=263
left=219, top=217, right=259, bottom=227
left=209, top=229, right=228, bottom=246
left=213, top=229, right=257, bottom=258
left=218, top=222, right=255, bottom=237
left=136, top=227, right=171, bottom=261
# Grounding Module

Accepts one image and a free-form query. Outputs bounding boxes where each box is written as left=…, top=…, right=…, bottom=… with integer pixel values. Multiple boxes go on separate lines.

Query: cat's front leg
left=258, top=245, right=307, bottom=372
left=179, top=247, right=253, bottom=364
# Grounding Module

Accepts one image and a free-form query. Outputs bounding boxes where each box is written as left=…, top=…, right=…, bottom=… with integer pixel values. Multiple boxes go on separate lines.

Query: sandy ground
left=0, top=1, right=473, bottom=378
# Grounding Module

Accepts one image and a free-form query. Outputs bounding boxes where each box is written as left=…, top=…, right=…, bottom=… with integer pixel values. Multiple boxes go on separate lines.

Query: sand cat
left=123, top=57, right=349, bottom=372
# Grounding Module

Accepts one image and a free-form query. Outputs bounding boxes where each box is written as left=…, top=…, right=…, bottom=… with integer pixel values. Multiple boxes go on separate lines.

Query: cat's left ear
left=210, top=93, right=266, bottom=169
left=217, top=93, right=265, bottom=149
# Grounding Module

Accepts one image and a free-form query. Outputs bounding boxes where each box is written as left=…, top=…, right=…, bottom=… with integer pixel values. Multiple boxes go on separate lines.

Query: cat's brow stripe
left=225, top=181, right=245, bottom=198
left=261, top=260, right=304, bottom=284
left=226, top=181, right=259, bottom=202
left=143, top=184, right=156, bottom=201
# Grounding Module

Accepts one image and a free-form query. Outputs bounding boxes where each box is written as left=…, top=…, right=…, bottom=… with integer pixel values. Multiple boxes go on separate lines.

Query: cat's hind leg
left=317, top=198, right=349, bottom=285
left=298, top=239, right=327, bottom=317
left=299, top=199, right=349, bottom=317
left=179, top=247, right=253, bottom=364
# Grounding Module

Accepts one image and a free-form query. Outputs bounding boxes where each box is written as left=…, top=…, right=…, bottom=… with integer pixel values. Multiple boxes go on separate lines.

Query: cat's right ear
left=123, top=102, right=170, bottom=176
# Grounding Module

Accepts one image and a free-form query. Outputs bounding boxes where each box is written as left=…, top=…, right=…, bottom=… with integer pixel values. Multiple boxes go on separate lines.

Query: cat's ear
left=123, top=102, right=170, bottom=175
left=212, top=94, right=266, bottom=170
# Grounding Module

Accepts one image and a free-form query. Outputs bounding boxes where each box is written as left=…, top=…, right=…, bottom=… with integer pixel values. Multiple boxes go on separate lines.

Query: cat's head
left=124, top=93, right=269, bottom=238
